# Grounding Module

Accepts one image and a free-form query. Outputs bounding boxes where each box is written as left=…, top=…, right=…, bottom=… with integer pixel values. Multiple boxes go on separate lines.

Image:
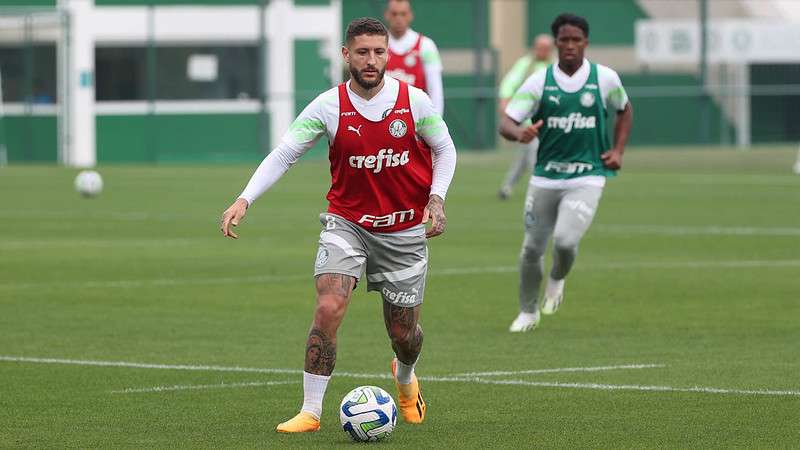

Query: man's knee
left=314, top=294, right=348, bottom=324
left=520, top=239, right=546, bottom=263
left=553, top=233, right=580, bottom=255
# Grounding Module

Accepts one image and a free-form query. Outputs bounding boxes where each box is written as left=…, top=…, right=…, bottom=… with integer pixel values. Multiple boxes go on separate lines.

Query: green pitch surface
left=1, top=147, right=799, bottom=448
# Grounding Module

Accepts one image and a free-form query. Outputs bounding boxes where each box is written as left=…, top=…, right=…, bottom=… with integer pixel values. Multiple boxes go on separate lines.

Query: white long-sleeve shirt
left=239, top=76, right=456, bottom=207
left=389, top=28, right=444, bottom=116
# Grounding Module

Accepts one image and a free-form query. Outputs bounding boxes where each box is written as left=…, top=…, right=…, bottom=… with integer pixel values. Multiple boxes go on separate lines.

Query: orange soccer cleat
left=275, top=411, right=320, bottom=433
left=391, top=358, right=427, bottom=424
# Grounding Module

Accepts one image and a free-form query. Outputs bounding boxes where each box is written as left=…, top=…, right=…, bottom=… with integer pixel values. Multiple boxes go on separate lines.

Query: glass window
left=0, top=44, right=57, bottom=103
left=95, top=47, right=147, bottom=101
left=95, top=45, right=259, bottom=101
left=155, top=46, right=259, bottom=100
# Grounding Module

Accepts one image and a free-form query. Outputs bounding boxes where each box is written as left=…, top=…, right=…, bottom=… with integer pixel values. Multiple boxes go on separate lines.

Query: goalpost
left=0, top=7, right=70, bottom=166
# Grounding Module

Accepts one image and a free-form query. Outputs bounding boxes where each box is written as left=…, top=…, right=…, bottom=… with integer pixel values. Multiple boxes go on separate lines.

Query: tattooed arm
left=422, top=194, right=446, bottom=238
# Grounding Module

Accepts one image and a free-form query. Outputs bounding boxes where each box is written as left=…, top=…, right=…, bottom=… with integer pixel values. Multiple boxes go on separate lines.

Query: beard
left=349, top=65, right=385, bottom=90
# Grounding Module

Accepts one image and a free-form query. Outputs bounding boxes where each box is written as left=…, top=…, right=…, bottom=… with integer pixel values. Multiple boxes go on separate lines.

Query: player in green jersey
left=499, top=13, right=633, bottom=332
left=497, top=34, right=553, bottom=200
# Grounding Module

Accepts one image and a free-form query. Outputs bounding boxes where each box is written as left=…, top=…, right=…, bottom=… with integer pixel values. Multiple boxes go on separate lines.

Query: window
left=95, top=45, right=259, bottom=101
left=0, top=44, right=57, bottom=103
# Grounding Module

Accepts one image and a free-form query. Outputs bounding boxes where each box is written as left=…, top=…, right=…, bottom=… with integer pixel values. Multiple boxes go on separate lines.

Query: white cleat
left=509, top=311, right=540, bottom=332
left=541, top=277, right=565, bottom=315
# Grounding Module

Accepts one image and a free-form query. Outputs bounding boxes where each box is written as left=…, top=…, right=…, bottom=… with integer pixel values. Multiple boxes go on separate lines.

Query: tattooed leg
left=383, top=302, right=423, bottom=365
left=305, top=273, right=355, bottom=375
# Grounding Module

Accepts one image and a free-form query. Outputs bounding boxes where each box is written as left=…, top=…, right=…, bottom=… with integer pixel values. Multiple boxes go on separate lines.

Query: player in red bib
left=220, top=17, right=456, bottom=433
left=384, top=0, right=444, bottom=115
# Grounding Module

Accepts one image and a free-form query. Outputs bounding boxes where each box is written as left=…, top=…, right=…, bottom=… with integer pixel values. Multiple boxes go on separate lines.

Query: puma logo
left=347, top=125, right=363, bottom=137
left=549, top=95, right=561, bottom=105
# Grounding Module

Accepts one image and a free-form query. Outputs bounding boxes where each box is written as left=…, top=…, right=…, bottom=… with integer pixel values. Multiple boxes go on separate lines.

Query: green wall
left=528, top=0, right=646, bottom=45
left=342, top=0, right=489, bottom=49
left=2, top=116, right=57, bottom=162
left=621, top=73, right=733, bottom=146
left=294, top=39, right=332, bottom=159
left=97, top=113, right=265, bottom=163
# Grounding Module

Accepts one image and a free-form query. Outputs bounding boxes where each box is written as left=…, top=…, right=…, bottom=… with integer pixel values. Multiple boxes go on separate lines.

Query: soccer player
left=220, top=18, right=456, bottom=432
left=384, top=0, right=445, bottom=116
left=793, top=147, right=800, bottom=174
left=499, top=13, right=633, bottom=332
left=497, top=34, right=554, bottom=200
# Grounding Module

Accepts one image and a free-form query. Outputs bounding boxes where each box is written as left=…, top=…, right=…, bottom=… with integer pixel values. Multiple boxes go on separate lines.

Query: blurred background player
left=384, top=0, right=444, bottom=116
left=497, top=34, right=554, bottom=200
left=220, top=17, right=456, bottom=432
left=499, top=13, right=633, bottom=333
left=793, top=146, right=800, bottom=174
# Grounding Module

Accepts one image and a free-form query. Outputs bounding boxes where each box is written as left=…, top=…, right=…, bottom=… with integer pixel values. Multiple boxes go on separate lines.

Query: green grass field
left=1, top=147, right=799, bottom=448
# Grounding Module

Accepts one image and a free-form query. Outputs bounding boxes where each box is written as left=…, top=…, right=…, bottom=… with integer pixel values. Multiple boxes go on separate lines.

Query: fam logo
left=340, top=111, right=357, bottom=117
left=359, top=208, right=415, bottom=228
left=404, top=52, right=418, bottom=67
left=389, top=119, right=407, bottom=138
left=580, top=92, right=596, bottom=108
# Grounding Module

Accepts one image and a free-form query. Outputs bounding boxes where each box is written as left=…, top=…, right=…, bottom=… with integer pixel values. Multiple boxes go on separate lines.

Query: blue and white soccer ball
left=74, top=170, right=103, bottom=197
left=339, top=385, right=397, bottom=442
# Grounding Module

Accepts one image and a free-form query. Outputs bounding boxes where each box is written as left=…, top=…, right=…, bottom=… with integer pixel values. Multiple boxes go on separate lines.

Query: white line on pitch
left=454, top=363, right=666, bottom=377
left=111, top=380, right=299, bottom=394
left=5, top=355, right=798, bottom=398
left=459, top=378, right=800, bottom=397
left=4, top=259, right=800, bottom=290
left=595, top=224, right=800, bottom=237
left=0, top=356, right=391, bottom=380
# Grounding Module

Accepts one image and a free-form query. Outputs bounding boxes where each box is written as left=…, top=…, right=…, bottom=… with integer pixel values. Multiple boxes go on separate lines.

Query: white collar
left=346, top=76, right=395, bottom=103
left=553, top=58, right=589, bottom=79
left=551, top=58, right=591, bottom=93
left=388, top=28, right=419, bottom=51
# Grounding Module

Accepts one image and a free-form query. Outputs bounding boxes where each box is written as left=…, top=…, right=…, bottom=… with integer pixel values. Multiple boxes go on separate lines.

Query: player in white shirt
left=220, top=17, right=456, bottom=433
left=234, top=70, right=455, bottom=206
left=500, top=13, right=633, bottom=332
left=384, top=0, right=445, bottom=116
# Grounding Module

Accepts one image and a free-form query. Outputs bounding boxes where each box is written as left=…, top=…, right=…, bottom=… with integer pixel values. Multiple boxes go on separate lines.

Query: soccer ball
left=339, top=386, right=397, bottom=442
left=74, top=170, right=103, bottom=197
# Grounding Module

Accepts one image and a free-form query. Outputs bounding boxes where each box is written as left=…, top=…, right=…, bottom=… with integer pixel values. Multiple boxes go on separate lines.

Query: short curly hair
left=345, top=17, right=388, bottom=45
left=551, top=13, right=589, bottom=38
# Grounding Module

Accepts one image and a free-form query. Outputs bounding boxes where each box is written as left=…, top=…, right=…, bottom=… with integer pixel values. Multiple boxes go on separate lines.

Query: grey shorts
left=313, top=213, right=428, bottom=307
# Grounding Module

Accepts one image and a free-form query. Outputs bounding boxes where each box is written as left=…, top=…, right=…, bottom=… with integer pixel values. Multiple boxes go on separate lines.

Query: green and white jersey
left=505, top=58, right=628, bottom=188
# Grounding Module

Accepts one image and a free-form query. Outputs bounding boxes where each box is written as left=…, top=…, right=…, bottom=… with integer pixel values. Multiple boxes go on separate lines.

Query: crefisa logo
left=389, top=119, right=407, bottom=138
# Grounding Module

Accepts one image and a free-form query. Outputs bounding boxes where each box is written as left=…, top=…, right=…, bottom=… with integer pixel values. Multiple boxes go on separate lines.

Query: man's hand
left=601, top=148, right=623, bottom=170
left=518, top=120, right=543, bottom=143
left=421, top=194, right=446, bottom=239
left=220, top=198, right=249, bottom=239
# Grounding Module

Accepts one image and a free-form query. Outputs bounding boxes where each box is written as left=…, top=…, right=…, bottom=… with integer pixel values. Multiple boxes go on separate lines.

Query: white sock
left=545, top=276, right=565, bottom=298
left=300, top=371, right=330, bottom=419
left=395, top=356, right=417, bottom=385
